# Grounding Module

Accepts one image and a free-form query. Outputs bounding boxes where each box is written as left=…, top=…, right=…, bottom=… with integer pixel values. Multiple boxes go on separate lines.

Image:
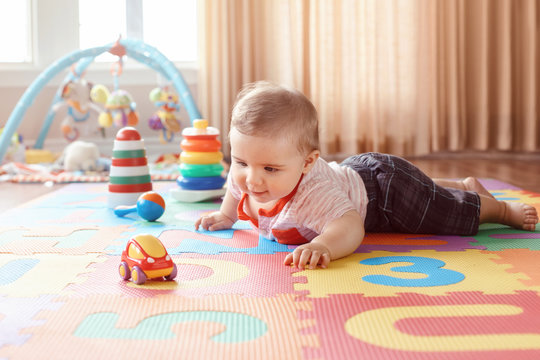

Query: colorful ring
left=113, top=149, right=146, bottom=159
left=108, top=182, right=153, bottom=193
left=180, top=138, right=221, bottom=152
left=179, top=163, right=224, bottom=177
left=177, top=176, right=226, bottom=190
left=113, top=139, right=145, bottom=150
left=108, top=175, right=152, bottom=185
left=180, top=151, right=223, bottom=165
left=111, top=157, right=148, bottom=166
left=182, top=126, right=219, bottom=137
left=109, top=165, right=149, bottom=177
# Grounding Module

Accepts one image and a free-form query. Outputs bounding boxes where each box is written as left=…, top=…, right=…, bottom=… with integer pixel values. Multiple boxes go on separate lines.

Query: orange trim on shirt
left=259, top=174, right=304, bottom=217
left=236, top=174, right=304, bottom=232
left=237, top=193, right=259, bottom=227
left=271, top=227, right=308, bottom=245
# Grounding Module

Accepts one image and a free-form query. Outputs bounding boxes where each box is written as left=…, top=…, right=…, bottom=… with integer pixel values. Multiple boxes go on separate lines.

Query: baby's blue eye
left=264, top=167, right=278, bottom=172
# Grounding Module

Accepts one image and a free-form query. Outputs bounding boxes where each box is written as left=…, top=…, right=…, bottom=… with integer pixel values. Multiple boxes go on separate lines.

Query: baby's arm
left=195, top=189, right=239, bottom=231
left=283, top=210, right=365, bottom=269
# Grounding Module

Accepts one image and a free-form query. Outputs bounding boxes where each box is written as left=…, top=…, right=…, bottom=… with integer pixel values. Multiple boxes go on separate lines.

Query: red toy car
left=119, top=234, right=177, bottom=285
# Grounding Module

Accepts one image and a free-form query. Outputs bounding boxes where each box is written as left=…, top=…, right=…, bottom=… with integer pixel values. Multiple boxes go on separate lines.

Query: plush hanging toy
left=53, top=76, right=102, bottom=141
left=89, top=37, right=139, bottom=133
left=91, top=85, right=139, bottom=129
left=148, top=87, right=182, bottom=143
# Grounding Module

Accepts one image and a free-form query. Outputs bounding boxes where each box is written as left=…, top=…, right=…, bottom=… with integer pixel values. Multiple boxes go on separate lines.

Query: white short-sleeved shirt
left=228, top=158, right=368, bottom=245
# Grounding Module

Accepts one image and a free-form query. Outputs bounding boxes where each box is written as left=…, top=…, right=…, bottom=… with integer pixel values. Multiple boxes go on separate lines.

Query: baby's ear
left=302, top=150, right=320, bottom=174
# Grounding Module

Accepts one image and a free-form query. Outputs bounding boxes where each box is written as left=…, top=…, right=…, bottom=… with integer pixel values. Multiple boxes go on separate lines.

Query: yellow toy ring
left=180, top=151, right=223, bottom=165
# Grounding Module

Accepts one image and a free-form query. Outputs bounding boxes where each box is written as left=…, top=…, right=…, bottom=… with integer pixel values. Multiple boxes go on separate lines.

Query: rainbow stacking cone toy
left=170, top=119, right=226, bottom=202
left=108, top=127, right=153, bottom=207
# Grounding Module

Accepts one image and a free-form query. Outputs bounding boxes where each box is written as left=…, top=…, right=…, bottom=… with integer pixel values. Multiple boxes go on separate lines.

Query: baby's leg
left=434, top=177, right=495, bottom=199
left=479, top=194, right=538, bottom=231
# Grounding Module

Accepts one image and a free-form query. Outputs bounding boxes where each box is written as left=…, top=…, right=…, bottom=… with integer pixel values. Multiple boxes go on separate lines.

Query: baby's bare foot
left=462, top=177, right=495, bottom=199
left=502, top=202, right=539, bottom=231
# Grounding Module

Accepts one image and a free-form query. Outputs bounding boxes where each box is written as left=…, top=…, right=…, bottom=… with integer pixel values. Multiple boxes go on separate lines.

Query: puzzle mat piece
left=61, top=198, right=232, bottom=243
left=67, top=253, right=298, bottom=298
left=0, top=254, right=105, bottom=297
left=103, top=220, right=251, bottom=252
left=73, top=192, right=222, bottom=228
left=0, top=225, right=132, bottom=255
left=0, top=202, right=107, bottom=227
left=0, top=182, right=177, bottom=224
left=490, top=189, right=540, bottom=203
left=164, top=228, right=291, bottom=255
left=0, top=295, right=63, bottom=349
left=293, top=250, right=535, bottom=298
left=487, top=249, right=540, bottom=287
left=107, top=227, right=290, bottom=256
left=355, top=233, right=485, bottom=253
left=0, top=294, right=317, bottom=360
left=301, top=291, right=540, bottom=360
left=0, top=183, right=109, bottom=216
left=479, top=178, right=522, bottom=190
left=472, top=224, right=540, bottom=251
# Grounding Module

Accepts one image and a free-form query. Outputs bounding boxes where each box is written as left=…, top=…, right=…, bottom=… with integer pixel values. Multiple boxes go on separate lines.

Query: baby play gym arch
left=0, top=38, right=202, bottom=161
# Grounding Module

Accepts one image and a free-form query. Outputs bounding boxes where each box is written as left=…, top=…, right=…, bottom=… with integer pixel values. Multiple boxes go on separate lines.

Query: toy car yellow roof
left=132, top=234, right=167, bottom=258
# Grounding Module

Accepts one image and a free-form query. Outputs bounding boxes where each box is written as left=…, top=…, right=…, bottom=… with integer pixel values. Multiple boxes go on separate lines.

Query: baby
left=195, top=81, right=539, bottom=269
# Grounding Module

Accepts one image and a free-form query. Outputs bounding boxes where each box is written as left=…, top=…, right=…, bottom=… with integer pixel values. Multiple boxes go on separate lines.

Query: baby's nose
left=246, top=170, right=262, bottom=186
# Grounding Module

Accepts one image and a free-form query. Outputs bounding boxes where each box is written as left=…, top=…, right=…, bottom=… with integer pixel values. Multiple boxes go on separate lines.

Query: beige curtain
left=198, top=0, right=539, bottom=159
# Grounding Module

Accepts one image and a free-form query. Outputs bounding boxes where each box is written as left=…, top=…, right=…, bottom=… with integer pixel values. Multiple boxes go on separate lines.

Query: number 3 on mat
left=360, top=256, right=465, bottom=287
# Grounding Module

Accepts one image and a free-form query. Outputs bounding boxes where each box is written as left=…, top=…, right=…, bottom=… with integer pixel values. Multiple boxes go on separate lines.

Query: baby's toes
left=524, top=223, right=537, bottom=231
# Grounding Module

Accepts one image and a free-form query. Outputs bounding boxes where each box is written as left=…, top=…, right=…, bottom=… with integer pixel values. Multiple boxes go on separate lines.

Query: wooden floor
left=406, top=152, right=540, bottom=193
left=1, top=152, right=539, bottom=214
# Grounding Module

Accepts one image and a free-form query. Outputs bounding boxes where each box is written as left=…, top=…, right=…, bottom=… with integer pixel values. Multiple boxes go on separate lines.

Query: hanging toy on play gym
left=90, top=37, right=139, bottom=136
left=148, top=86, right=182, bottom=143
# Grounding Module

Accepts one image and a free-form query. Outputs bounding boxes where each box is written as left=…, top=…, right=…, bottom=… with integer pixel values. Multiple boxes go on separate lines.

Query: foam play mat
left=1, top=179, right=539, bottom=359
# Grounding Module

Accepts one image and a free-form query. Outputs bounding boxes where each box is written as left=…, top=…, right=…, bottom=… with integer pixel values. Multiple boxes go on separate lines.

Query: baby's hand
left=195, top=211, right=235, bottom=231
left=283, top=243, right=331, bottom=270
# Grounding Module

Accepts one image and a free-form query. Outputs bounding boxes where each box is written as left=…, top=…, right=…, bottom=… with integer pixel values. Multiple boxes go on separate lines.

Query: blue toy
left=114, top=191, right=165, bottom=222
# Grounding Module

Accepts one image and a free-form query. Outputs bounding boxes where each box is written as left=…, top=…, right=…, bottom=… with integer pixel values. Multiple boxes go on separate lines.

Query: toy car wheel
left=119, top=261, right=130, bottom=280
left=165, top=263, right=177, bottom=281
left=131, top=266, right=147, bottom=285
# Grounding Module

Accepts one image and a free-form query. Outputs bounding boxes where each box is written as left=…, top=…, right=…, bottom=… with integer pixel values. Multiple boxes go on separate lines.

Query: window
left=79, top=0, right=197, bottom=63
left=0, top=0, right=197, bottom=65
left=128, top=243, right=145, bottom=260
left=0, top=0, right=198, bottom=86
left=0, top=0, right=31, bottom=62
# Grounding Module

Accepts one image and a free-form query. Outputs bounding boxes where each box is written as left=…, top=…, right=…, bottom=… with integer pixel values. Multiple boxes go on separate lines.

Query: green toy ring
left=180, top=163, right=224, bottom=177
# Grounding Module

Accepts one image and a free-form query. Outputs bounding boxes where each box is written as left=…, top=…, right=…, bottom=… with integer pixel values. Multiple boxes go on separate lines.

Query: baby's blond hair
left=230, top=81, right=319, bottom=155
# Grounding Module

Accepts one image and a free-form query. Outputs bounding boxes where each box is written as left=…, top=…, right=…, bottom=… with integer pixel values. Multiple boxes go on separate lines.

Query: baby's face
left=229, top=128, right=317, bottom=205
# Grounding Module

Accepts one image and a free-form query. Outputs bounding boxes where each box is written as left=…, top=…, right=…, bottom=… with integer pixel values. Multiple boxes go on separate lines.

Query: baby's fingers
left=197, top=216, right=217, bottom=231
left=298, top=249, right=312, bottom=270
left=194, top=218, right=202, bottom=230
left=284, top=248, right=304, bottom=269
left=317, top=253, right=330, bottom=269
left=207, top=220, right=229, bottom=231
left=283, top=253, right=293, bottom=266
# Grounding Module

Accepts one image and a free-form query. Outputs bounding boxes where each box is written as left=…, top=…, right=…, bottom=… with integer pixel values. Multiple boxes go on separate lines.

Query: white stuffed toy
left=62, top=141, right=101, bottom=172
